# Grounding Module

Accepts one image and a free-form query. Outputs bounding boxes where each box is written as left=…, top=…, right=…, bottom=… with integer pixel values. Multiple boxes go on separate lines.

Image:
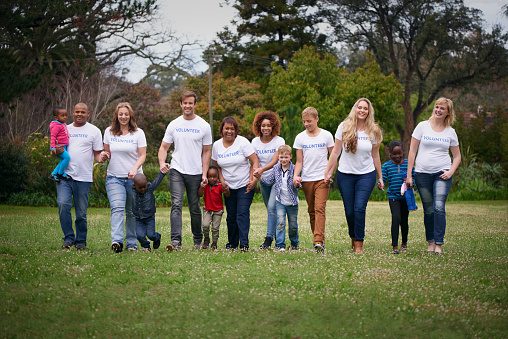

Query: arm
left=49, top=123, right=58, bottom=149
left=150, top=171, right=167, bottom=191
left=324, top=138, right=342, bottom=183
left=293, top=149, right=303, bottom=187
left=261, top=165, right=276, bottom=185
left=94, top=150, right=105, bottom=163
left=441, top=145, right=461, bottom=180
left=246, top=153, right=260, bottom=193
left=128, top=146, right=147, bottom=179
left=254, top=151, right=278, bottom=178
left=222, top=184, right=230, bottom=198
left=372, top=143, right=384, bottom=190
left=158, top=141, right=172, bottom=171
left=201, top=144, right=211, bottom=184
left=379, top=164, right=387, bottom=190
left=198, top=184, right=205, bottom=197
left=406, top=137, right=420, bottom=188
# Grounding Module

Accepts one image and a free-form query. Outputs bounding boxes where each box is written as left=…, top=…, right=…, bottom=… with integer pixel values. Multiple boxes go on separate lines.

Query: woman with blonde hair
left=325, top=98, right=383, bottom=254
left=406, top=97, right=461, bottom=255
left=102, top=102, right=147, bottom=252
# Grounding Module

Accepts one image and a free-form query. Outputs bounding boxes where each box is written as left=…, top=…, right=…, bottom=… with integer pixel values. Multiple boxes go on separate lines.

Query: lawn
left=0, top=201, right=507, bottom=338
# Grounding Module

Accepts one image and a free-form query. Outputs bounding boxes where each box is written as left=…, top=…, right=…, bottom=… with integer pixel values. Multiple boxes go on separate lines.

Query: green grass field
left=1, top=201, right=507, bottom=338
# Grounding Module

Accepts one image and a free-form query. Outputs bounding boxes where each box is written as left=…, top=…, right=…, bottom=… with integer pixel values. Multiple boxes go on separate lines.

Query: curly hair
left=252, top=111, right=281, bottom=137
left=110, top=102, right=138, bottom=136
left=342, top=98, right=382, bottom=154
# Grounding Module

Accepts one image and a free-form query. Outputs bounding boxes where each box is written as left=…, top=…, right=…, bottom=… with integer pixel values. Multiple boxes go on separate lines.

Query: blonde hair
left=278, top=145, right=292, bottom=155
left=342, top=98, right=382, bottom=154
left=430, top=97, right=455, bottom=126
left=302, top=107, right=318, bottom=118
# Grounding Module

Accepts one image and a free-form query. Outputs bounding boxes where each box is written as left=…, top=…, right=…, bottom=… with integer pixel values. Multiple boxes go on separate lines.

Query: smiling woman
left=102, top=102, right=147, bottom=253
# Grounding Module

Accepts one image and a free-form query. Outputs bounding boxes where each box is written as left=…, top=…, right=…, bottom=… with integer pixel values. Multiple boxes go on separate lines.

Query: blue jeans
left=224, top=186, right=255, bottom=248
left=106, top=176, right=137, bottom=249
left=259, top=181, right=277, bottom=239
left=136, top=215, right=160, bottom=249
left=56, top=179, right=91, bottom=247
left=337, top=170, right=376, bottom=242
left=51, top=145, right=70, bottom=176
left=169, top=169, right=203, bottom=247
left=414, top=171, right=452, bottom=245
left=275, top=201, right=299, bottom=248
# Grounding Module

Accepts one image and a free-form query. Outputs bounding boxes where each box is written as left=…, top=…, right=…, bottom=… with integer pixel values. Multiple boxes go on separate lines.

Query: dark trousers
left=224, top=186, right=254, bottom=248
left=389, top=199, right=409, bottom=246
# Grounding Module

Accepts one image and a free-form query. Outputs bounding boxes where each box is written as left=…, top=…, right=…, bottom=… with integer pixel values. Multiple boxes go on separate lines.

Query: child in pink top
left=49, top=107, right=71, bottom=182
left=198, top=166, right=230, bottom=250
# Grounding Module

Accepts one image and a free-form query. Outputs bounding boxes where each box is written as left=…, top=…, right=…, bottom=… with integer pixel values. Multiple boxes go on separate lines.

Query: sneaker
left=48, top=174, right=60, bottom=182
left=193, top=243, right=202, bottom=249
left=140, top=248, right=152, bottom=252
left=166, top=243, right=175, bottom=251
left=259, top=236, right=273, bottom=249
left=153, top=236, right=161, bottom=250
left=57, top=173, right=72, bottom=181
left=393, top=249, right=400, bottom=254
left=111, top=242, right=123, bottom=253
left=202, top=238, right=210, bottom=250
left=313, top=243, right=325, bottom=253
left=210, top=242, right=217, bottom=251
left=277, top=247, right=286, bottom=252
left=400, top=243, right=407, bottom=252
left=240, top=244, right=249, bottom=252
left=61, top=241, right=73, bottom=249
left=75, top=244, right=86, bottom=250
left=127, top=247, right=137, bottom=252
left=290, top=245, right=299, bottom=251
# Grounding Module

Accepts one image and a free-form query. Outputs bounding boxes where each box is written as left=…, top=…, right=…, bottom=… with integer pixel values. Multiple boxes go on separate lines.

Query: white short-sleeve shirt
left=336, top=122, right=377, bottom=175
left=104, top=127, right=147, bottom=177
left=64, top=122, right=103, bottom=182
left=412, top=120, right=459, bottom=173
left=162, top=115, right=212, bottom=175
left=251, top=135, right=285, bottom=181
left=212, top=136, right=255, bottom=189
left=293, top=129, right=334, bottom=182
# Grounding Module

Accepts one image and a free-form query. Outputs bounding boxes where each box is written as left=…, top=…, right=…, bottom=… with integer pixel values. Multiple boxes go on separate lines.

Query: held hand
left=293, top=176, right=302, bottom=187
left=223, top=185, right=230, bottom=194
left=200, top=181, right=207, bottom=189
left=100, top=151, right=110, bottom=162
left=324, top=173, right=332, bottom=184
left=201, top=175, right=208, bottom=186
left=440, top=170, right=452, bottom=181
left=253, top=168, right=263, bottom=179
left=246, top=178, right=257, bottom=193
left=377, top=181, right=385, bottom=190
left=406, top=177, right=413, bottom=188
left=127, top=169, right=136, bottom=179
left=160, top=163, right=170, bottom=173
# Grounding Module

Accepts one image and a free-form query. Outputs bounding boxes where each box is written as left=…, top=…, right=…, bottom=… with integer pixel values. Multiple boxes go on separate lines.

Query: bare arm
left=372, top=142, right=384, bottom=189
left=158, top=141, right=172, bottom=171
left=254, top=151, right=279, bottom=178
left=128, top=146, right=147, bottom=179
left=94, top=150, right=104, bottom=163
left=441, top=145, right=461, bottom=180
left=324, top=139, right=342, bottom=183
left=201, top=144, right=211, bottom=184
left=246, top=153, right=260, bottom=193
left=406, top=137, right=420, bottom=188
left=293, top=149, right=303, bottom=187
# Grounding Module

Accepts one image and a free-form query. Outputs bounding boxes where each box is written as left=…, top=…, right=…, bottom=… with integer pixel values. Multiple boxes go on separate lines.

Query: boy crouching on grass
left=131, top=164, right=170, bottom=252
left=198, top=166, right=230, bottom=250
left=261, top=145, right=300, bottom=251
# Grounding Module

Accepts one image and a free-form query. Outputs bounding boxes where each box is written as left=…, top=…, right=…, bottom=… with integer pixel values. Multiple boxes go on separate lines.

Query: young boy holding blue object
left=261, top=145, right=300, bottom=251
left=379, top=140, right=417, bottom=254
left=131, top=164, right=170, bottom=252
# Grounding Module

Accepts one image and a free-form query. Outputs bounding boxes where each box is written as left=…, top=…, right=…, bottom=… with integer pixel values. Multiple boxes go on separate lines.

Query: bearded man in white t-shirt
left=52, top=103, right=104, bottom=250
left=158, top=91, right=212, bottom=250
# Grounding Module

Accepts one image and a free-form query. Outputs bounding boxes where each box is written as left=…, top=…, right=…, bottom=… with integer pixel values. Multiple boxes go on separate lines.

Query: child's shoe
left=202, top=237, right=210, bottom=249
left=400, top=243, right=407, bottom=252
left=153, top=235, right=161, bottom=250
left=61, top=241, right=73, bottom=249
left=111, top=241, right=123, bottom=253
left=259, top=236, right=273, bottom=249
left=48, top=174, right=60, bottom=182
left=392, top=246, right=399, bottom=254
left=166, top=243, right=175, bottom=251
left=57, top=173, right=72, bottom=181
left=313, top=243, right=325, bottom=253
left=210, top=242, right=217, bottom=251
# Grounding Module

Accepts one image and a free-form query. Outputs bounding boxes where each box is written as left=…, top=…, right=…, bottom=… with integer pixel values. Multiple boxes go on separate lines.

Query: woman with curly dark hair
left=251, top=111, right=285, bottom=249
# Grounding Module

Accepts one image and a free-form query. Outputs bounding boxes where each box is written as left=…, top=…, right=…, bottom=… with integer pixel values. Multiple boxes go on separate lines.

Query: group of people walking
left=50, top=91, right=461, bottom=255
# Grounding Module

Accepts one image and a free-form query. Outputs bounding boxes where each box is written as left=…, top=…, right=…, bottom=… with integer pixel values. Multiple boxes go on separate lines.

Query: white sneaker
left=277, top=247, right=286, bottom=252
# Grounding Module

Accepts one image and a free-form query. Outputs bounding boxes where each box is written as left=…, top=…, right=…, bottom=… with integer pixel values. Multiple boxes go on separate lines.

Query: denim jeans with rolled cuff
left=275, top=200, right=299, bottom=248
left=136, top=215, right=160, bottom=249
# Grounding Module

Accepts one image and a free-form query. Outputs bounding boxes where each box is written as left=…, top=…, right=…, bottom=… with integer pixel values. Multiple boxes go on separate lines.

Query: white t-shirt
left=293, top=129, right=334, bottom=182
left=212, top=136, right=255, bottom=189
left=336, top=122, right=378, bottom=174
left=251, top=135, right=285, bottom=181
left=64, top=122, right=103, bottom=182
left=104, top=127, right=147, bottom=177
left=278, top=170, right=294, bottom=206
left=162, top=115, right=212, bottom=175
left=413, top=120, right=459, bottom=173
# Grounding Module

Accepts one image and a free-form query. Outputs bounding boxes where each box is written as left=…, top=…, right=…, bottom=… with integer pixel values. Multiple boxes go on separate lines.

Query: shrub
left=23, top=134, right=57, bottom=196
left=7, top=191, right=56, bottom=207
left=0, top=137, right=30, bottom=200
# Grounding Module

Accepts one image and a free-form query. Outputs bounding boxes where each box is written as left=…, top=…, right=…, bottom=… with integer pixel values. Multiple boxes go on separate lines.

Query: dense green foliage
left=0, top=138, right=29, bottom=200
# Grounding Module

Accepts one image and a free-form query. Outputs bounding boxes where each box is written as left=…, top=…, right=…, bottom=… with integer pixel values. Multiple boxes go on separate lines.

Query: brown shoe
left=354, top=241, right=364, bottom=254
left=166, top=244, right=175, bottom=251
left=202, top=238, right=210, bottom=250
left=210, top=242, right=217, bottom=251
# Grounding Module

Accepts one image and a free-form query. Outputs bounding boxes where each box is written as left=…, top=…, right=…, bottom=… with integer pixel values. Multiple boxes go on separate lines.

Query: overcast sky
left=124, top=0, right=508, bottom=82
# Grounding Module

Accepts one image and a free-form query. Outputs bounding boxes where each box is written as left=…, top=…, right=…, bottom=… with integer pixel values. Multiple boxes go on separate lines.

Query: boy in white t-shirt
left=293, top=107, right=334, bottom=252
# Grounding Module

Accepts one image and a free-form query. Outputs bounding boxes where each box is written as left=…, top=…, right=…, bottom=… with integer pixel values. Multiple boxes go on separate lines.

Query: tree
left=206, top=0, right=332, bottom=91
left=269, top=46, right=403, bottom=138
left=323, top=0, right=508, bottom=152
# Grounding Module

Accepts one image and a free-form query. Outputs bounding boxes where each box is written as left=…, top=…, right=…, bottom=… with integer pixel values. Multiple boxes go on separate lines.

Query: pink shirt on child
left=50, top=121, right=70, bottom=148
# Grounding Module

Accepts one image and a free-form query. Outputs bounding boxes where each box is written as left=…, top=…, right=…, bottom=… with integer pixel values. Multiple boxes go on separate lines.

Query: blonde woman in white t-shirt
left=324, top=98, right=383, bottom=254
left=102, top=102, right=147, bottom=253
left=406, top=97, right=461, bottom=255
left=251, top=111, right=285, bottom=250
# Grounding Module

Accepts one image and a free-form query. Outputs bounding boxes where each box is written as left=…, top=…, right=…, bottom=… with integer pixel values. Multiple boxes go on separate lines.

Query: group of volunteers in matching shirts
left=51, top=91, right=461, bottom=255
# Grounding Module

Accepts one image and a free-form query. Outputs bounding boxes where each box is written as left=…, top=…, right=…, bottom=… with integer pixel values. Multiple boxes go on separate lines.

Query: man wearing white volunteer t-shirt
left=158, top=90, right=212, bottom=250
left=53, top=103, right=104, bottom=250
